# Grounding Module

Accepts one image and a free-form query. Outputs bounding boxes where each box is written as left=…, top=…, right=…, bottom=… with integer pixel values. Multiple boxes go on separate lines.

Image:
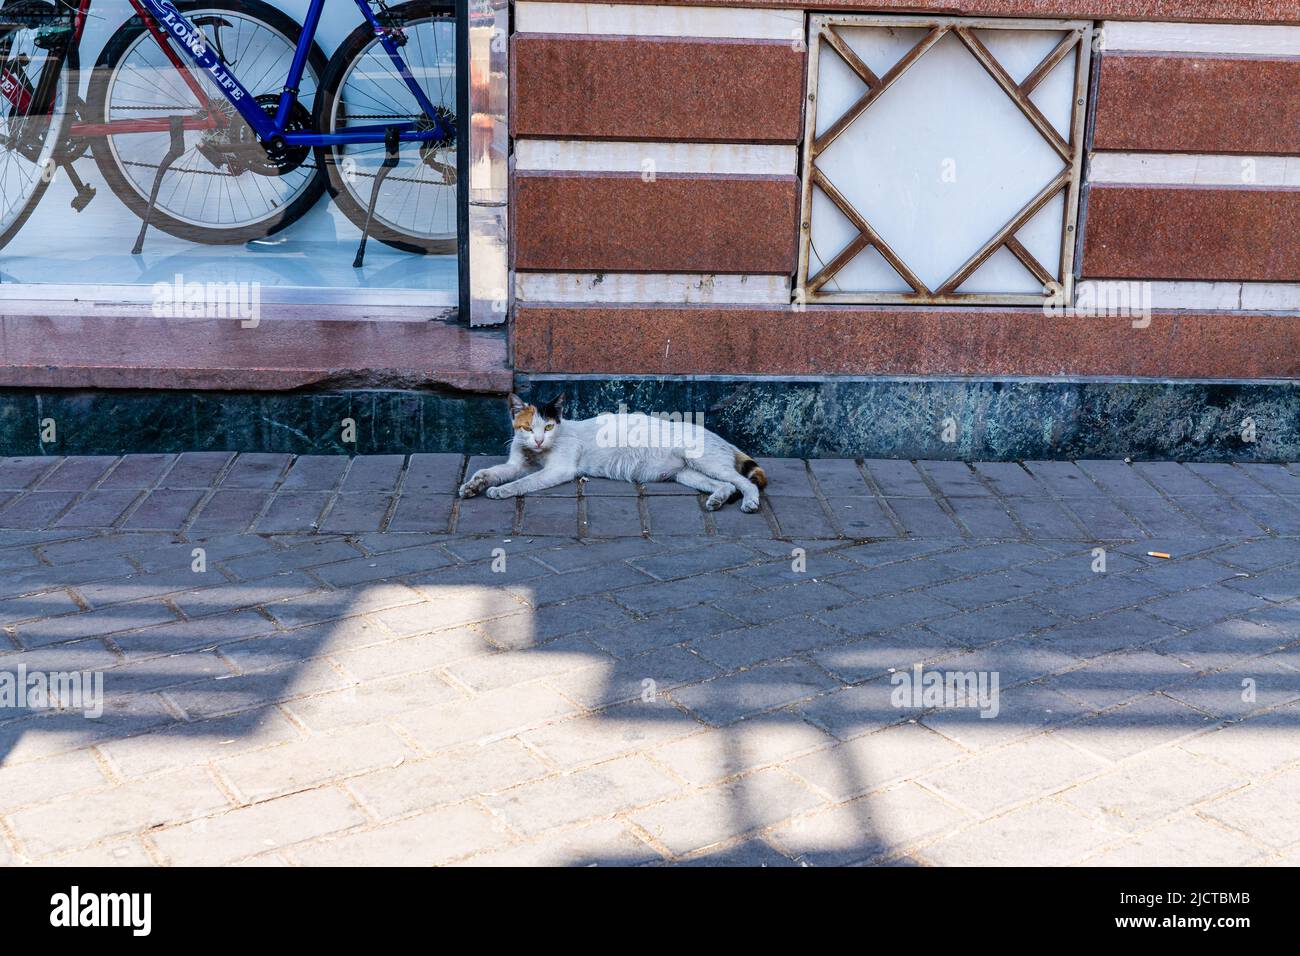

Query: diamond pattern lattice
left=797, top=16, right=1092, bottom=305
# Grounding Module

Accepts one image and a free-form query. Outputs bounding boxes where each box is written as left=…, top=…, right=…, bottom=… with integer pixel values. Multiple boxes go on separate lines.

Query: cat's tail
left=734, top=450, right=768, bottom=489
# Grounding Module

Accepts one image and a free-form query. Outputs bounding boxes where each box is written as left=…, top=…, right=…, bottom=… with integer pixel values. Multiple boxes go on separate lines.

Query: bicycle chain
left=118, top=158, right=441, bottom=186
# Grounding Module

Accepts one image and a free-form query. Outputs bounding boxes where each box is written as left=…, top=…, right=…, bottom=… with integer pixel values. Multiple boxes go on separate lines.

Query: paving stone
left=1224, top=566, right=1300, bottom=603
left=809, top=626, right=961, bottom=684
left=1163, top=657, right=1300, bottom=719
left=820, top=497, right=895, bottom=537
left=691, top=616, right=846, bottom=671
left=770, top=783, right=967, bottom=866
left=263, top=582, right=424, bottom=630
left=585, top=604, right=744, bottom=659
left=340, top=455, right=406, bottom=494
left=0, top=749, right=112, bottom=812
left=610, top=572, right=758, bottom=616
left=477, top=596, right=634, bottom=649
left=0, top=491, right=78, bottom=529
left=96, top=456, right=173, bottom=490
left=279, top=455, right=349, bottom=491
left=111, top=609, right=278, bottom=661
left=120, top=489, right=205, bottom=530
left=1181, top=702, right=1300, bottom=776
left=9, top=767, right=230, bottom=858
left=158, top=452, right=232, bottom=488
left=923, top=735, right=1107, bottom=816
left=826, top=560, right=957, bottom=601
left=54, top=490, right=140, bottom=528
left=947, top=497, right=1021, bottom=538
left=1143, top=584, right=1270, bottom=628
left=1050, top=692, right=1220, bottom=763
left=220, top=454, right=291, bottom=490
left=1153, top=618, right=1292, bottom=672
left=814, top=592, right=956, bottom=637
left=1186, top=497, right=1269, bottom=537
left=519, top=496, right=578, bottom=535
left=1025, top=461, right=1102, bottom=497
left=629, top=542, right=756, bottom=581
left=861, top=460, right=928, bottom=497
left=520, top=698, right=696, bottom=768
left=1061, top=748, right=1247, bottom=833
left=545, top=644, right=720, bottom=709
left=920, top=800, right=1120, bottom=866
left=0, top=458, right=60, bottom=490
left=920, top=683, right=1084, bottom=751
left=631, top=768, right=824, bottom=856
left=1044, top=649, right=1196, bottom=710
left=1083, top=815, right=1267, bottom=866
left=998, top=502, right=1092, bottom=538
left=1032, top=609, right=1181, bottom=659
left=153, top=787, right=367, bottom=865
left=164, top=658, right=352, bottom=720
left=14, top=601, right=179, bottom=648
left=1201, top=768, right=1300, bottom=849
left=217, top=724, right=415, bottom=802
left=454, top=494, right=516, bottom=534
left=808, top=459, right=870, bottom=497
left=350, top=739, right=549, bottom=819
left=403, top=454, right=464, bottom=494
left=460, top=820, right=663, bottom=867
left=1057, top=496, right=1145, bottom=539
left=973, top=461, right=1047, bottom=497
left=295, top=802, right=509, bottom=866
left=582, top=496, right=642, bottom=536
left=672, top=660, right=840, bottom=726
left=36, top=460, right=118, bottom=496
left=507, top=562, right=652, bottom=607
left=319, top=494, right=394, bottom=533
left=784, top=721, right=962, bottom=801
left=757, top=458, right=816, bottom=496
left=396, top=683, right=577, bottom=752
left=924, top=599, right=1061, bottom=646
left=795, top=678, right=911, bottom=740
left=486, top=754, right=680, bottom=836
left=0, top=589, right=82, bottom=625
left=1240, top=463, right=1300, bottom=496
left=97, top=707, right=301, bottom=778
left=766, top=496, right=837, bottom=538
left=330, top=627, right=494, bottom=680
left=252, top=492, right=331, bottom=533
left=887, top=498, right=963, bottom=537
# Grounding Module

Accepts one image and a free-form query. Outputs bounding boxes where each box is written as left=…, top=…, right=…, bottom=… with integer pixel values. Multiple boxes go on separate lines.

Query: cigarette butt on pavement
left=1147, top=551, right=1171, bottom=559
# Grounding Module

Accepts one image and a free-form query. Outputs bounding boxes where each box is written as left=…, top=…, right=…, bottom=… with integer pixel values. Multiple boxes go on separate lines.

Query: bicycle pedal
left=70, top=184, right=94, bottom=212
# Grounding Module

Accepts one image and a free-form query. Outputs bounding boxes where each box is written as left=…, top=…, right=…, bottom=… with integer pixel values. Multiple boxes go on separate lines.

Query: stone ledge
left=0, top=315, right=511, bottom=394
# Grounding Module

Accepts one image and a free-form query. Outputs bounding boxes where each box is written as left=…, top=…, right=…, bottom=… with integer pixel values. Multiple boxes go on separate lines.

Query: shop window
left=797, top=14, right=1092, bottom=306
left=0, top=0, right=461, bottom=312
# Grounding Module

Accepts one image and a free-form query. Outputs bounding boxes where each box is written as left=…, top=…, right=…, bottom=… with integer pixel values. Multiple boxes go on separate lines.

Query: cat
left=457, top=393, right=768, bottom=512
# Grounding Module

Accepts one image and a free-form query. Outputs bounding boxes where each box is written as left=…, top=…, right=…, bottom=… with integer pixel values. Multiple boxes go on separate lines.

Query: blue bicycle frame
left=138, top=0, right=451, bottom=147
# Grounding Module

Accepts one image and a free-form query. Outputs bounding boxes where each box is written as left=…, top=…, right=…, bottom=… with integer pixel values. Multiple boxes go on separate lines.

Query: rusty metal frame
left=796, top=14, right=1093, bottom=306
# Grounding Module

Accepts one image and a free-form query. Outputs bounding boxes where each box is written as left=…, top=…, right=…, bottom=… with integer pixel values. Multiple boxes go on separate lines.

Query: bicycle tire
left=0, top=3, right=76, bottom=251
left=315, top=0, right=458, bottom=256
left=85, top=0, right=328, bottom=245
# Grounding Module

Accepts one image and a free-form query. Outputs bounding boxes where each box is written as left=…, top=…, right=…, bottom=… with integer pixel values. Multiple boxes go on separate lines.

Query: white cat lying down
left=457, top=393, right=768, bottom=512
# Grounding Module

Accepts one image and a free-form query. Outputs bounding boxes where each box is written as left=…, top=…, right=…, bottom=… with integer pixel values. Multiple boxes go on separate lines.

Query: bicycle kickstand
left=132, top=115, right=186, bottom=256
left=353, top=126, right=402, bottom=269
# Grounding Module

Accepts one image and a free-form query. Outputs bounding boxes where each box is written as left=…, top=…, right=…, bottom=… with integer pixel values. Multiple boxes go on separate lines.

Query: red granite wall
left=510, top=1, right=1300, bottom=379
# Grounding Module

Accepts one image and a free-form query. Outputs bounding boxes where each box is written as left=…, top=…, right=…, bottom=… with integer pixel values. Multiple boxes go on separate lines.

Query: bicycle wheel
left=86, top=0, right=328, bottom=245
left=0, top=0, right=75, bottom=250
left=316, top=0, right=458, bottom=255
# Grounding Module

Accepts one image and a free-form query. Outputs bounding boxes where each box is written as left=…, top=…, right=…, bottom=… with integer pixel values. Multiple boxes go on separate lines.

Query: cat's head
left=508, top=392, right=564, bottom=452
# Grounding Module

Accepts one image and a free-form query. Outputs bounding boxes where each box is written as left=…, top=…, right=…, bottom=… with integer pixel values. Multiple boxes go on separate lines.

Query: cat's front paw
left=485, top=485, right=514, bottom=499
left=458, top=470, right=490, bottom=498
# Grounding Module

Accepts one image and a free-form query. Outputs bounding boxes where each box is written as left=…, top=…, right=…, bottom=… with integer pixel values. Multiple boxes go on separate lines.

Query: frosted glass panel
left=799, top=16, right=1089, bottom=304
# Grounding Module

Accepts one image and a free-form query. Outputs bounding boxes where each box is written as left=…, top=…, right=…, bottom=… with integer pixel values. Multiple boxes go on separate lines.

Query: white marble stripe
left=1089, top=152, right=1300, bottom=187
left=1099, top=21, right=1300, bottom=56
left=514, top=139, right=797, bottom=176
left=1142, top=282, right=1300, bottom=312
left=516, top=273, right=792, bottom=304
left=514, top=2, right=804, bottom=40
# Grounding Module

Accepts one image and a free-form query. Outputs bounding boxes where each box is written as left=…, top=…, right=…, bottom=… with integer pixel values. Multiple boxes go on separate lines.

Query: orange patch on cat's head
left=513, top=405, right=536, bottom=430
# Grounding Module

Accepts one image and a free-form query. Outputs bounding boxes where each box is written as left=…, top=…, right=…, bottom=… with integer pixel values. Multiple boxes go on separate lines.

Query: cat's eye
left=545, top=423, right=555, bottom=431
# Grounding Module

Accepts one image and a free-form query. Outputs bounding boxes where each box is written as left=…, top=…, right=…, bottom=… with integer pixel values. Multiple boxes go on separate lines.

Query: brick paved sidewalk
left=0, top=454, right=1297, bottom=866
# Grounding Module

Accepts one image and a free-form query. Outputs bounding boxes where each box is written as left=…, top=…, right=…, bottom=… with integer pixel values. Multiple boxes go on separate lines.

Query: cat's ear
left=508, top=393, right=527, bottom=418
left=546, top=392, right=565, bottom=420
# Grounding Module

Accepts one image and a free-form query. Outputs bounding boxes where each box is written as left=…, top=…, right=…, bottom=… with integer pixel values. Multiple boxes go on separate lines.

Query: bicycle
left=0, top=0, right=458, bottom=265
